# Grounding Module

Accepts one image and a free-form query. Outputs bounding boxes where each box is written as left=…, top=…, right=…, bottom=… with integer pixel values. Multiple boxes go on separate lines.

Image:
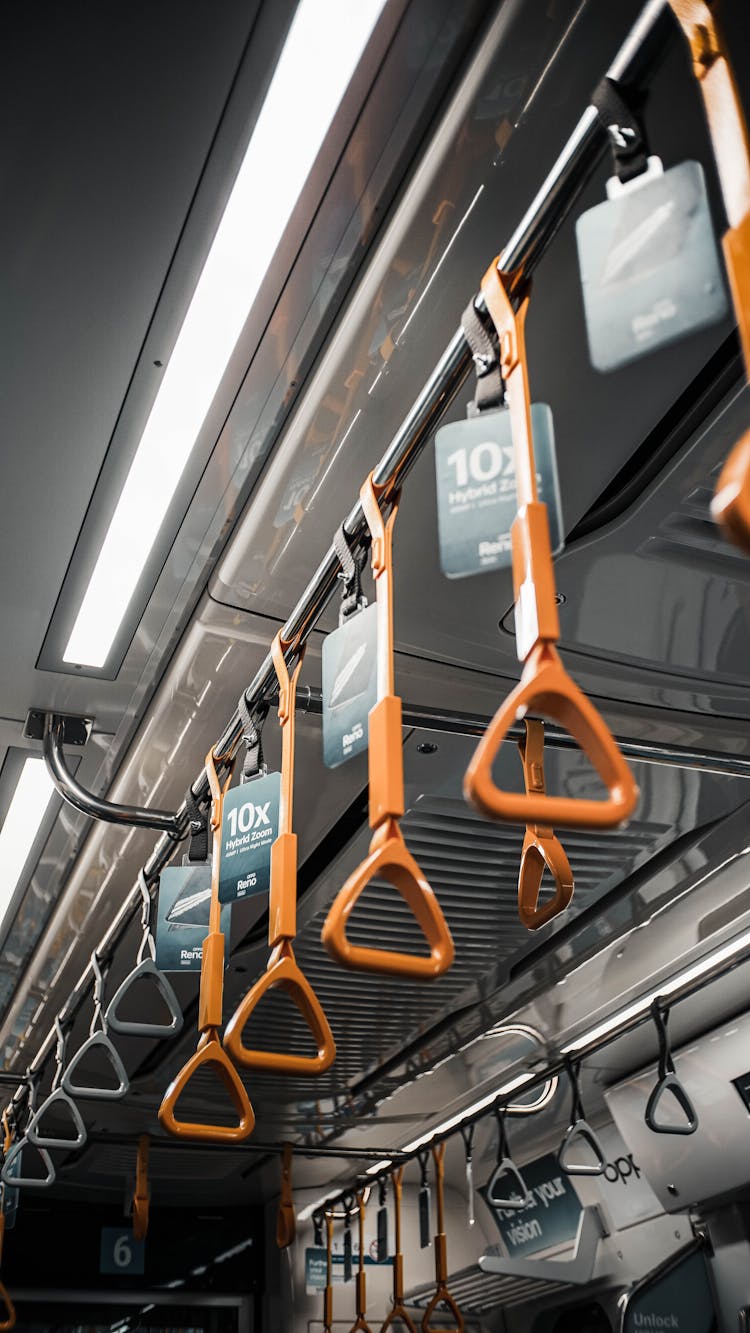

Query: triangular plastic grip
left=105, top=958, right=184, bottom=1038
left=464, top=645, right=639, bottom=830
left=645, top=1074, right=699, bottom=1136
left=421, top=1282, right=464, bottom=1333
left=321, top=823, right=454, bottom=979
left=517, top=830, right=574, bottom=930
left=26, top=1088, right=87, bottom=1151
left=61, top=1031, right=129, bottom=1100
left=0, top=1280, right=15, bottom=1331
left=486, top=1156, right=532, bottom=1210
left=557, top=1119, right=606, bottom=1176
left=380, top=1303, right=418, bottom=1333
left=224, top=948, right=336, bottom=1075
left=158, top=1031, right=255, bottom=1143
left=1, top=1138, right=55, bottom=1190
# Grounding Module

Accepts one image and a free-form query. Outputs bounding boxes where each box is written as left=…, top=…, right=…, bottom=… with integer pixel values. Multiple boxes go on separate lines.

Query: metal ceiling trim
left=1, top=0, right=674, bottom=1119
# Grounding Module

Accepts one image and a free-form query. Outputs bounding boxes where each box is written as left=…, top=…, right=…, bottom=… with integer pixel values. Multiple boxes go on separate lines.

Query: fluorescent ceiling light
left=0, top=757, right=55, bottom=920
left=64, top=0, right=387, bottom=669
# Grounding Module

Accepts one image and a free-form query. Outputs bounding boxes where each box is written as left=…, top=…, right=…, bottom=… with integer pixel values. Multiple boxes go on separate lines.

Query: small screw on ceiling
left=153, top=359, right=163, bottom=368
left=417, top=742, right=438, bottom=755
left=555, top=592, right=566, bottom=605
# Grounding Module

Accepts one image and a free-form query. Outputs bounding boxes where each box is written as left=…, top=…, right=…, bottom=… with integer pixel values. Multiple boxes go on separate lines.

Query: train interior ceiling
left=5, top=0, right=750, bottom=1329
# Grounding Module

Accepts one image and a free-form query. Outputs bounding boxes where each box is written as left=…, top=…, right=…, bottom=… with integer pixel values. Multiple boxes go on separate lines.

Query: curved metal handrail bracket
left=42, top=713, right=181, bottom=836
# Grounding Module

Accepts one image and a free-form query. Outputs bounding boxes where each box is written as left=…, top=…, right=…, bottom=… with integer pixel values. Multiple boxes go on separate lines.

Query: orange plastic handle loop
left=668, top=2, right=750, bottom=351
left=1, top=1112, right=12, bottom=1157
left=224, top=636, right=336, bottom=1073
left=466, top=260, right=637, bottom=830
left=421, top=1143, right=464, bottom=1333
left=0, top=1282, right=15, bottom=1332
left=322, top=819, right=454, bottom=978
left=157, top=1029, right=255, bottom=1144
left=465, top=643, right=638, bottom=830
left=324, top=1210, right=335, bottom=1333
left=380, top=1166, right=418, bottom=1333
left=517, top=720, right=575, bottom=929
left=347, top=1191, right=373, bottom=1333
left=713, top=430, right=750, bottom=552
left=224, top=940, right=336, bottom=1074
left=276, top=1142, right=296, bottom=1249
left=323, top=475, right=454, bottom=979
left=131, top=1133, right=150, bottom=1242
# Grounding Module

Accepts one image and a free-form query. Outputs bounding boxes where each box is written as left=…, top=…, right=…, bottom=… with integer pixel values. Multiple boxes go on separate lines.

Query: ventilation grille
left=238, top=795, right=670, bottom=1122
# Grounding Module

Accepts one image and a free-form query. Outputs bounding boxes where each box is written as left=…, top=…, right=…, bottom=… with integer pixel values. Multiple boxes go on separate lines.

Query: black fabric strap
left=184, top=788, right=208, bottom=864
left=237, top=692, right=267, bottom=782
left=462, top=299, right=504, bottom=414
left=333, top=524, right=367, bottom=625
left=592, top=76, right=649, bottom=184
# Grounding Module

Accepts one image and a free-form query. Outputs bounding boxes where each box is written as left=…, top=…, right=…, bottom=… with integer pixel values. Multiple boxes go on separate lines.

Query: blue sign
left=622, top=1247, right=716, bottom=1333
left=305, top=1246, right=391, bottom=1291
left=100, top=1226, right=145, bottom=1276
left=434, top=403, right=563, bottom=579
left=155, top=866, right=231, bottom=972
left=219, top=771, right=281, bottom=903
left=484, top=1152, right=582, bottom=1258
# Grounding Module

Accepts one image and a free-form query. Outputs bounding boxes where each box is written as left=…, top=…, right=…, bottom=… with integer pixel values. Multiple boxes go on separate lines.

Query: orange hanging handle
left=322, top=475, right=455, bottom=978
left=517, top=720, right=575, bottom=929
left=1, top=1113, right=12, bottom=1158
left=224, top=634, right=336, bottom=1075
left=463, top=263, right=639, bottom=831
left=380, top=1166, right=418, bottom=1333
left=0, top=1169, right=16, bottom=1331
left=667, top=4, right=750, bottom=546
left=421, top=1143, right=463, bottom=1333
left=132, top=1133, right=150, bottom=1242
left=348, top=1190, right=373, bottom=1333
left=669, top=1, right=750, bottom=362
left=158, top=748, right=255, bottom=1143
left=324, top=1210, right=335, bottom=1333
left=276, top=1142, right=296, bottom=1249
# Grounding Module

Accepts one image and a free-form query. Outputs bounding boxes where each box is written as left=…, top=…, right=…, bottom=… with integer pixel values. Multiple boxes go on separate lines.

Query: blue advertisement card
left=155, top=865, right=231, bottom=972
left=434, top=404, right=563, bottom=579
left=218, top=771, right=281, bottom=904
left=321, top=603, right=378, bottom=769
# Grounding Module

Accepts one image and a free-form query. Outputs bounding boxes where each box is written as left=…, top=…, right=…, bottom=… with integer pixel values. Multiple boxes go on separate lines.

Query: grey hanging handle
left=61, top=954, right=129, bottom=1100
left=557, top=1060, right=606, bottom=1177
left=27, top=1017, right=87, bottom=1151
left=105, top=872, right=183, bottom=1038
left=486, top=1107, right=532, bottom=1210
left=645, top=1002, right=698, bottom=1136
left=1, top=1073, right=56, bottom=1189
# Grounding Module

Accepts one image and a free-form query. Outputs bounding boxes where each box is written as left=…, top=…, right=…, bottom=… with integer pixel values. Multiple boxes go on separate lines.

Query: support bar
left=3, top=0, right=674, bottom=1119
left=42, top=715, right=182, bottom=837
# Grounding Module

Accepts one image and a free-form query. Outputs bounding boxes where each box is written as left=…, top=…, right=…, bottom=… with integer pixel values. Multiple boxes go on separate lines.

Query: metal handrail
left=43, top=715, right=182, bottom=836
left=4, top=0, right=673, bottom=1116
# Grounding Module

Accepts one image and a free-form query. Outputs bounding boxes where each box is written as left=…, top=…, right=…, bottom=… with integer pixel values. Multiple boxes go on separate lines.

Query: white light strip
left=562, top=925, right=750, bottom=1055
left=0, top=758, right=56, bottom=923
left=64, top=0, right=387, bottom=669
